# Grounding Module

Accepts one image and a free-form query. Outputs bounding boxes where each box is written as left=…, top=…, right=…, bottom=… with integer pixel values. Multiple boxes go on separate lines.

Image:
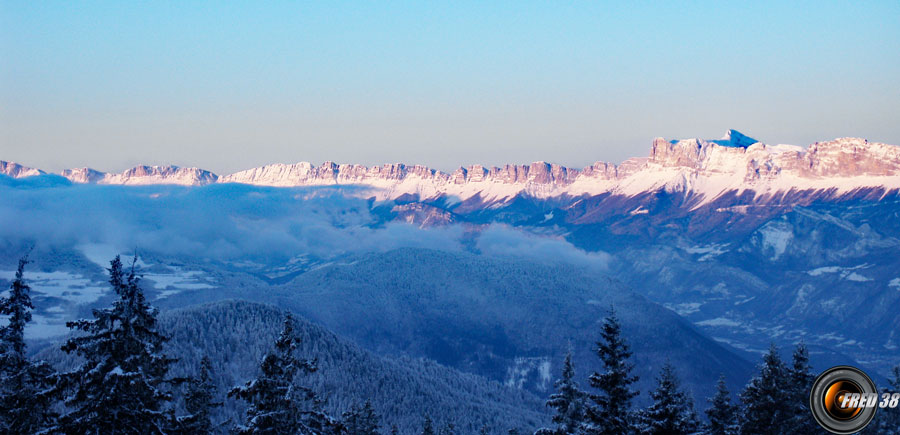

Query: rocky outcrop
left=60, top=167, right=108, bottom=184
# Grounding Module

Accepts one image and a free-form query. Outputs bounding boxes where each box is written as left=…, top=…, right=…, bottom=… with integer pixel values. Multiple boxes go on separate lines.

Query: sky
left=2, top=1, right=899, bottom=174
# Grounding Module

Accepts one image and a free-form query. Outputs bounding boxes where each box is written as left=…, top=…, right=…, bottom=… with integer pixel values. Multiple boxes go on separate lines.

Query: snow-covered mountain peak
left=0, top=161, right=45, bottom=178
left=60, top=167, right=106, bottom=184
left=715, top=129, right=760, bottom=148
left=55, top=165, right=219, bottom=186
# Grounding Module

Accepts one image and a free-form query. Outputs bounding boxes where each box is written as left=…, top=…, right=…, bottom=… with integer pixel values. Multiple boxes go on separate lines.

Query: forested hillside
left=39, top=300, right=550, bottom=433
left=263, top=248, right=754, bottom=401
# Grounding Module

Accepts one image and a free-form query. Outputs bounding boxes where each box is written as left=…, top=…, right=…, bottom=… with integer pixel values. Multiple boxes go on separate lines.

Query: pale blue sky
left=2, top=1, right=898, bottom=174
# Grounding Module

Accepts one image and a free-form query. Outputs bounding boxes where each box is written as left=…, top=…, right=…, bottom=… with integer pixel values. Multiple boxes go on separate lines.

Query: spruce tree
left=439, top=422, right=457, bottom=435
left=583, top=307, right=639, bottom=434
left=887, top=365, right=900, bottom=429
left=869, top=365, right=900, bottom=434
left=638, top=362, right=699, bottom=435
left=740, top=344, right=790, bottom=435
left=786, top=343, right=818, bottom=434
left=229, top=314, right=335, bottom=434
left=705, top=375, right=739, bottom=435
left=0, top=255, right=58, bottom=433
left=537, top=352, right=585, bottom=434
left=342, top=400, right=380, bottom=434
left=422, top=414, right=435, bottom=435
left=0, top=256, right=32, bottom=367
left=56, top=255, right=175, bottom=434
left=176, top=356, right=222, bottom=433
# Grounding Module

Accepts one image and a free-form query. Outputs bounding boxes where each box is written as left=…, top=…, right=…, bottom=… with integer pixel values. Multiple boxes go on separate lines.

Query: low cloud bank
left=0, top=176, right=609, bottom=268
left=476, top=225, right=611, bottom=270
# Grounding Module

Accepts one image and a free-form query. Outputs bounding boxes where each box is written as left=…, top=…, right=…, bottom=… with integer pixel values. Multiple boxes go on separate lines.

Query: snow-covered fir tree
left=422, top=414, right=435, bottom=435
left=637, top=362, right=699, bottom=435
left=536, top=352, right=585, bottom=434
left=229, top=314, right=336, bottom=434
left=739, top=344, right=790, bottom=435
left=0, top=257, right=32, bottom=375
left=341, top=400, right=380, bottom=434
left=887, top=365, right=900, bottom=431
left=583, top=308, right=639, bottom=434
left=439, top=422, right=457, bottom=435
left=867, top=365, right=900, bottom=434
left=176, top=356, right=222, bottom=433
left=786, top=344, right=818, bottom=434
left=705, top=375, right=739, bottom=435
left=55, top=255, right=176, bottom=434
left=0, top=256, right=58, bottom=433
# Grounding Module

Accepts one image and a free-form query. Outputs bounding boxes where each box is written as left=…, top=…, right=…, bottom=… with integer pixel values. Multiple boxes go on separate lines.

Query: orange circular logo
left=810, top=366, right=878, bottom=434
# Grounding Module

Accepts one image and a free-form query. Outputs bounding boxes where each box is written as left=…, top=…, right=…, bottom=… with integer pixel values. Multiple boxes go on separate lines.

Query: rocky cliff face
left=102, top=165, right=219, bottom=185
left=648, top=133, right=900, bottom=181
left=59, top=168, right=109, bottom=184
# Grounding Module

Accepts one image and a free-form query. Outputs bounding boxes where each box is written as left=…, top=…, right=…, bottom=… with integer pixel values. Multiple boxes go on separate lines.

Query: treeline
left=2, top=254, right=899, bottom=434
left=534, top=309, right=900, bottom=435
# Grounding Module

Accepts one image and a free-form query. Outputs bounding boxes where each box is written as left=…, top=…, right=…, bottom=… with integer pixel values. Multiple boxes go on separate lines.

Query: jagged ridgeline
left=37, top=300, right=550, bottom=433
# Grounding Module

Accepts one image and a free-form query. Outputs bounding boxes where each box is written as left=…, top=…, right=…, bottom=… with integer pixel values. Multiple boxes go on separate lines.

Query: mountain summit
left=714, top=129, right=759, bottom=148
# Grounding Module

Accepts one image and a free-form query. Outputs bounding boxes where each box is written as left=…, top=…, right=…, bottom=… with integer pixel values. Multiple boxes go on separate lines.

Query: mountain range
left=5, top=130, right=899, bottom=239
left=4, top=130, right=899, bottom=199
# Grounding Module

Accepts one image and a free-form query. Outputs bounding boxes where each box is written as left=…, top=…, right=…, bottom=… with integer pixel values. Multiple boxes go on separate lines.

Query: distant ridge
left=4, top=131, right=900, bottom=208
